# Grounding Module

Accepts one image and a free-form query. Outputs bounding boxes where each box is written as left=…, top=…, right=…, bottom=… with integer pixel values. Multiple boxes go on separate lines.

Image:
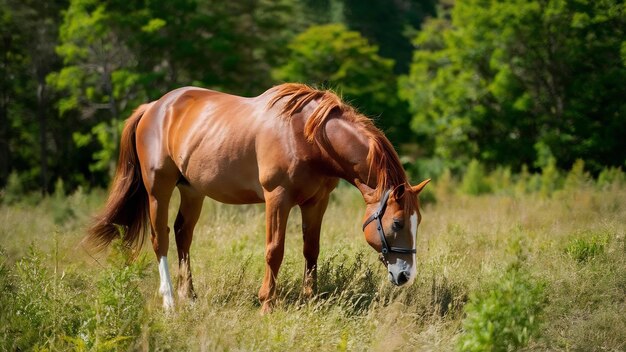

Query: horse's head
left=357, top=179, right=430, bottom=286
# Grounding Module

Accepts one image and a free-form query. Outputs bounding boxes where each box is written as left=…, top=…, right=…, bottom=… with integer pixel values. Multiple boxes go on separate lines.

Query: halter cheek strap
left=362, top=188, right=416, bottom=257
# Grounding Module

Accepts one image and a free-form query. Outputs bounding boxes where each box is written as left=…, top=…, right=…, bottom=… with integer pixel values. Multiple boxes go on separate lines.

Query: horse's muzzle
left=388, top=270, right=411, bottom=286
left=387, top=259, right=413, bottom=286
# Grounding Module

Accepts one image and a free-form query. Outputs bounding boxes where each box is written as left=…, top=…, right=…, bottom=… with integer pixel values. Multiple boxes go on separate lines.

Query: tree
left=0, top=1, right=24, bottom=187
left=1, top=0, right=301, bottom=192
left=48, top=0, right=143, bottom=181
left=124, top=0, right=297, bottom=97
left=18, top=0, right=68, bottom=194
left=300, top=0, right=438, bottom=74
left=46, top=0, right=299, bottom=187
left=400, top=0, right=626, bottom=173
left=0, top=0, right=67, bottom=193
left=274, top=24, right=409, bottom=143
left=341, top=0, right=437, bottom=73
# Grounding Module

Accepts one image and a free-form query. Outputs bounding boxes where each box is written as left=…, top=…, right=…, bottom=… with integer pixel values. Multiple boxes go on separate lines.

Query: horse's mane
left=267, top=83, right=345, bottom=143
left=267, top=83, right=408, bottom=198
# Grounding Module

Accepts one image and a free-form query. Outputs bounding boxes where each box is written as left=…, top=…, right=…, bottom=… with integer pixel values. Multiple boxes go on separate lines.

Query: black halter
left=362, top=188, right=416, bottom=258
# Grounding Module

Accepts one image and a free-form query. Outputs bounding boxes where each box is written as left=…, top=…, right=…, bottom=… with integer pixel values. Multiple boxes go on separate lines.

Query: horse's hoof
left=178, top=289, right=197, bottom=302
left=162, top=296, right=174, bottom=311
left=260, top=302, right=273, bottom=315
left=302, top=286, right=315, bottom=300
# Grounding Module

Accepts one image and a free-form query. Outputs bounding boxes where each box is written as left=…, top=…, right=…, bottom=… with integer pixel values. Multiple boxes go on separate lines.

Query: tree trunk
left=0, top=35, right=11, bottom=186
left=37, top=79, right=48, bottom=195
left=0, top=88, right=8, bottom=187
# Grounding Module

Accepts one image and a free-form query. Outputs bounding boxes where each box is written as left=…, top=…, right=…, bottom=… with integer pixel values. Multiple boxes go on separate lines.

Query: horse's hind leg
left=174, top=185, right=204, bottom=301
left=142, top=165, right=179, bottom=309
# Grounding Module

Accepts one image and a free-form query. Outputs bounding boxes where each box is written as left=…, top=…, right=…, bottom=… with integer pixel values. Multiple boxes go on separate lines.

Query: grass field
left=1, top=179, right=625, bottom=351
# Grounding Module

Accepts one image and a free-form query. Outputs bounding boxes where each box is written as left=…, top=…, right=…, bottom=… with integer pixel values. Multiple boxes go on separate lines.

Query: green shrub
left=528, top=173, right=542, bottom=194
left=514, top=164, right=532, bottom=195
left=434, top=167, right=454, bottom=201
left=70, top=239, right=149, bottom=351
left=540, top=157, right=561, bottom=197
left=458, top=267, right=545, bottom=352
left=0, top=241, right=148, bottom=351
left=565, top=235, right=608, bottom=263
left=0, top=247, right=13, bottom=350
left=489, top=166, right=512, bottom=195
left=2, top=171, right=24, bottom=205
left=563, top=159, right=591, bottom=191
left=597, top=166, right=624, bottom=190
left=461, top=159, right=491, bottom=195
left=51, top=178, right=76, bottom=225
left=3, top=246, right=86, bottom=351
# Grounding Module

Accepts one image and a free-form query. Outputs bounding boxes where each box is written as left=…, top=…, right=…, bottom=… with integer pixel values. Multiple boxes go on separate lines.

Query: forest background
left=1, top=0, right=625, bottom=195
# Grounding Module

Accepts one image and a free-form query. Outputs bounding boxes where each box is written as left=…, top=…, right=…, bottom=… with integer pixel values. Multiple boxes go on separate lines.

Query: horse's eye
left=392, top=219, right=404, bottom=231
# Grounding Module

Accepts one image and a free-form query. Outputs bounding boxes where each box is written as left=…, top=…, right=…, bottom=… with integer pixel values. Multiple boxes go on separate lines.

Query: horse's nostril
left=397, top=270, right=409, bottom=285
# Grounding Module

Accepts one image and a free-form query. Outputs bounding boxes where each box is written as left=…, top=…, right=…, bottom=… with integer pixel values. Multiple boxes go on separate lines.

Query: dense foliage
left=400, top=0, right=626, bottom=173
left=1, top=0, right=624, bottom=195
left=273, top=24, right=409, bottom=142
left=458, top=266, right=545, bottom=351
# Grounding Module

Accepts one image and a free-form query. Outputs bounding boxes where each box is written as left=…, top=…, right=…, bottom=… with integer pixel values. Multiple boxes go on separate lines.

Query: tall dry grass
left=0, top=175, right=625, bottom=351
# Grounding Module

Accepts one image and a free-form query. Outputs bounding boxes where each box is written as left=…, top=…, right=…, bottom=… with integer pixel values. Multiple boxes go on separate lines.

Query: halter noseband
left=362, top=188, right=416, bottom=259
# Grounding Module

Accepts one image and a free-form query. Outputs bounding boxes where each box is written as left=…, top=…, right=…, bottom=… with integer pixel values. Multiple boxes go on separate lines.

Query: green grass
left=458, top=265, right=545, bottom=352
left=565, top=233, right=608, bottom=263
left=1, top=183, right=625, bottom=351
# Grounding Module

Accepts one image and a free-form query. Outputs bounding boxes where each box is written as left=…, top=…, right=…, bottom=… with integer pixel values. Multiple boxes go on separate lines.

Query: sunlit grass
left=1, top=182, right=625, bottom=350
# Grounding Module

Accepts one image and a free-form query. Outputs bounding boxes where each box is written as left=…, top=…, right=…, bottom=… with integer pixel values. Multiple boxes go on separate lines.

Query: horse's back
left=136, top=85, right=335, bottom=205
left=136, top=86, right=285, bottom=203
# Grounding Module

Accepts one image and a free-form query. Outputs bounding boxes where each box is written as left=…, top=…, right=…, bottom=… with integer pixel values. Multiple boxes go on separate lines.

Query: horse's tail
left=85, top=103, right=153, bottom=256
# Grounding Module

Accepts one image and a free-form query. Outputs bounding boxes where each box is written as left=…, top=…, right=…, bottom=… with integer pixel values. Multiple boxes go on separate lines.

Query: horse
left=86, top=83, right=430, bottom=313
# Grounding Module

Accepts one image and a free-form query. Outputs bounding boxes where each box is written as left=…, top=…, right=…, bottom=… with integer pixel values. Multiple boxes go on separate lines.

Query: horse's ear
left=411, top=179, right=431, bottom=195
left=355, top=179, right=376, bottom=203
left=392, top=184, right=406, bottom=200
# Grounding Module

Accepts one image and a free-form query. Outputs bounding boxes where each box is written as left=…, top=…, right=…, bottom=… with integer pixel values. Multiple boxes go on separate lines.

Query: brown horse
left=87, top=83, right=430, bottom=312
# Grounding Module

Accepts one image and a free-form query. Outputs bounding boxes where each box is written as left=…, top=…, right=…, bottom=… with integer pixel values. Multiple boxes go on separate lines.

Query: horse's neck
left=321, top=118, right=379, bottom=189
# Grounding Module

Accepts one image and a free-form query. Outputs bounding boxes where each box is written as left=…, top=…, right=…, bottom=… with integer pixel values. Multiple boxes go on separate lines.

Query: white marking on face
left=407, top=212, right=418, bottom=285
left=159, top=256, right=174, bottom=309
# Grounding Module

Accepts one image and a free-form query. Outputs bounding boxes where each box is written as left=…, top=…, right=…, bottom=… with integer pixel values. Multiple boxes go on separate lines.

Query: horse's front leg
left=299, top=193, right=330, bottom=299
left=259, top=189, right=292, bottom=314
